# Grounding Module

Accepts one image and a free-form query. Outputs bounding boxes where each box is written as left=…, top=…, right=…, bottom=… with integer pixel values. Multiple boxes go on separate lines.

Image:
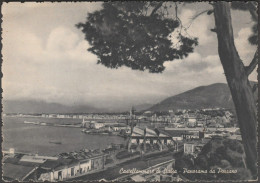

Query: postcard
left=1, top=1, right=258, bottom=182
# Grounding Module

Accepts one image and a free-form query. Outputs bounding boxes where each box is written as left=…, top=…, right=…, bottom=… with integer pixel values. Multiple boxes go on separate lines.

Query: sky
left=2, top=2, right=257, bottom=111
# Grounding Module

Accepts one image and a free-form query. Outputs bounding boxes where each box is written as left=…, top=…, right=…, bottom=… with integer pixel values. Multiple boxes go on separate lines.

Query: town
left=3, top=107, right=242, bottom=181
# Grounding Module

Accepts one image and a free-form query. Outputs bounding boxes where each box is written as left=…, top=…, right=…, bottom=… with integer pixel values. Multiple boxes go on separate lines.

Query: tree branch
left=252, top=83, right=258, bottom=93
left=247, top=1, right=258, bottom=21
left=245, top=50, right=258, bottom=76
left=150, top=2, right=163, bottom=16
left=186, top=9, right=213, bottom=29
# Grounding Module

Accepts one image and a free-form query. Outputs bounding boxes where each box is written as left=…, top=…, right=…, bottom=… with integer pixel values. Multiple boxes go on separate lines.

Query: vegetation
left=175, top=138, right=251, bottom=180
left=199, top=110, right=226, bottom=117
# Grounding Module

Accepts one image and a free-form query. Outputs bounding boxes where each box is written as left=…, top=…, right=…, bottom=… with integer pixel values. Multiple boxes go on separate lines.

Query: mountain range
left=148, top=82, right=257, bottom=112
left=3, top=82, right=257, bottom=114
left=2, top=100, right=104, bottom=114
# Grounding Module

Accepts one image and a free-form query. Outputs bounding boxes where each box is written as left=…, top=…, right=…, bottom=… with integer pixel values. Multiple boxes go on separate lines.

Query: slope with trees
left=175, top=138, right=252, bottom=180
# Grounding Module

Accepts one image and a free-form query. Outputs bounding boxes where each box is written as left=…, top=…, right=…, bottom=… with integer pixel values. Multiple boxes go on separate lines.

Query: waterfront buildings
left=2, top=148, right=106, bottom=182
left=89, top=121, right=105, bottom=129
left=111, top=123, right=130, bottom=132
left=39, top=158, right=80, bottom=181
left=38, top=151, right=106, bottom=181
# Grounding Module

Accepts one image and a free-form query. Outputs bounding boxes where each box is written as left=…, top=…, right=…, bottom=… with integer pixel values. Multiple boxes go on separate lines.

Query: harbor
left=3, top=116, right=124, bottom=156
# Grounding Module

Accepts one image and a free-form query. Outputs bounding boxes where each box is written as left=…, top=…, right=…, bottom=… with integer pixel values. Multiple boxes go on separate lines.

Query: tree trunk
left=213, top=2, right=257, bottom=177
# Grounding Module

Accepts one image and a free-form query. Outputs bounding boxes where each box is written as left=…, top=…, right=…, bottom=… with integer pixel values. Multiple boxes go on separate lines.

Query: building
left=184, top=140, right=208, bottom=157
left=89, top=121, right=105, bottom=129
left=186, top=115, right=197, bottom=127
left=111, top=124, right=130, bottom=132
left=57, top=114, right=66, bottom=118
left=49, top=114, right=58, bottom=118
left=82, top=119, right=91, bottom=128
left=129, top=127, right=177, bottom=148
left=3, top=148, right=15, bottom=156
left=157, top=129, right=176, bottom=145
left=130, top=126, right=144, bottom=144
left=2, top=153, right=60, bottom=181
left=20, top=154, right=58, bottom=164
left=102, top=125, right=113, bottom=132
left=79, top=159, right=91, bottom=174
left=38, top=158, right=80, bottom=181
left=163, top=130, right=184, bottom=141
left=45, top=149, right=108, bottom=180
left=90, top=155, right=105, bottom=170
left=3, top=163, right=38, bottom=181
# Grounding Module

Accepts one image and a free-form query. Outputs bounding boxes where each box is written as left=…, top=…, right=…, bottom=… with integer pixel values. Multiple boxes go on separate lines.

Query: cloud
left=2, top=24, right=226, bottom=109
left=3, top=25, right=169, bottom=108
left=234, top=27, right=258, bottom=81
left=47, top=27, right=80, bottom=52
left=164, top=52, right=221, bottom=73
left=161, top=51, right=225, bottom=95
left=235, top=27, right=257, bottom=64
left=177, top=8, right=215, bottom=46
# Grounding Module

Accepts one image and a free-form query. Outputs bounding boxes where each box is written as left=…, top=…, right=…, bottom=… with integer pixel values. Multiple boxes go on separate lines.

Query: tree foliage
left=176, top=138, right=252, bottom=180
left=77, top=2, right=198, bottom=73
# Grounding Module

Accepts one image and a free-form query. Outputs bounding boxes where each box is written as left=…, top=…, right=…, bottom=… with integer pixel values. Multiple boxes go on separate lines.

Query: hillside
left=148, top=82, right=258, bottom=112
left=133, top=103, right=154, bottom=112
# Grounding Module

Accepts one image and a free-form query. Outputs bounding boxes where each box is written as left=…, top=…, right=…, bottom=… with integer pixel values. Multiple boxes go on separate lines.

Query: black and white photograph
left=1, top=1, right=258, bottom=182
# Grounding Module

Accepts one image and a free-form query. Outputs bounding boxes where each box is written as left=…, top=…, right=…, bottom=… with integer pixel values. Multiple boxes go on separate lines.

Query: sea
left=3, top=116, right=125, bottom=156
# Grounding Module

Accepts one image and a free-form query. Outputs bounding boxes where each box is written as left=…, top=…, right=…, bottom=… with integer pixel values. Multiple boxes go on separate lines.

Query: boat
left=24, top=121, right=40, bottom=125
left=49, top=140, right=62, bottom=145
left=24, top=121, right=36, bottom=124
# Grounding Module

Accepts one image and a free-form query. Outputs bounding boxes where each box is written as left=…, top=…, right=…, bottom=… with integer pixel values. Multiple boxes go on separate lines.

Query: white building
left=79, top=159, right=91, bottom=174
left=89, top=121, right=104, bottom=129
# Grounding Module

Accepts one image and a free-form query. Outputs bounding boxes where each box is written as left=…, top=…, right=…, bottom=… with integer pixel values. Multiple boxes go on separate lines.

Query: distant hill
left=148, top=82, right=258, bottom=112
left=133, top=103, right=154, bottom=112
left=2, top=100, right=155, bottom=114
left=2, top=100, right=104, bottom=114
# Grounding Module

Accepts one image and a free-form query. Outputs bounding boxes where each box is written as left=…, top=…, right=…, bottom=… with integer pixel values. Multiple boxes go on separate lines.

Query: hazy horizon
left=3, top=82, right=230, bottom=112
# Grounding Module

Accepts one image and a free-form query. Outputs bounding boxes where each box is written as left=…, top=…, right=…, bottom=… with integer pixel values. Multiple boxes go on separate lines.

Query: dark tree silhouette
left=175, top=138, right=252, bottom=180
left=76, top=2, right=198, bottom=73
left=77, top=1, right=258, bottom=177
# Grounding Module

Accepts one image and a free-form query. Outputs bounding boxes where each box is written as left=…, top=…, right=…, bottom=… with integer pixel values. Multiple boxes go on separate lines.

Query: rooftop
left=40, top=159, right=61, bottom=170
left=40, top=158, right=79, bottom=171
left=3, top=163, right=36, bottom=181
left=131, top=175, right=147, bottom=182
left=111, top=124, right=127, bottom=127
left=20, top=155, right=57, bottom=164
left=163, top=130, right=189, bottom=137
left=4, top=157, right=42, bottom=167
left=145, top=127, right=158, bottom=137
